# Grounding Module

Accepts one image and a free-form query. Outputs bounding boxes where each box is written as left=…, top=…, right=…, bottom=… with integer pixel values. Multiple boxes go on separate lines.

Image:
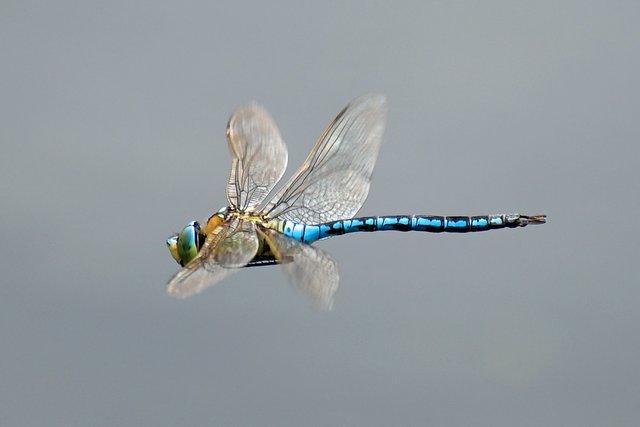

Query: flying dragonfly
left=166, top=95, right=545, bottom=308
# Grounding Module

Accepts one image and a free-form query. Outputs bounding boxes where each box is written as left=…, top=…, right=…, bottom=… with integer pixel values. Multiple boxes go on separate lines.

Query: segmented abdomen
left=277, top=214, right=545, bottom=244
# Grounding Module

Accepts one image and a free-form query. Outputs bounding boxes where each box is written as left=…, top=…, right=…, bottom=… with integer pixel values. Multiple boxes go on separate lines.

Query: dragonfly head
left=166, top=221, right=206, bottom=267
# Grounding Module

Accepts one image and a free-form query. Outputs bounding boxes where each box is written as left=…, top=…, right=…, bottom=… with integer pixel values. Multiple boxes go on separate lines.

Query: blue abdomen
left=277, top=214, right=542, bottom=244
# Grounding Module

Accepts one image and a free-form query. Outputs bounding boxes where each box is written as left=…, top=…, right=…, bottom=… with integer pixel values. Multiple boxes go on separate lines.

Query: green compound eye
left=166, top=221, right=204, bottom=266
left=178, top=221, right=201, bottom=266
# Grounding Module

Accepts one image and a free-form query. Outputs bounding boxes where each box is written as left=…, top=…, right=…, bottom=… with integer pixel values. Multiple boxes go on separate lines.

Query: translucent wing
left=166, top=261, right=237, bottom=299
left=226, top=103, right=288, bottom=211
left=167, top=218, right=259, bottom=298
left=263, top=95, right=387, bottom=223
left=258, top=227, right=339, bottom=310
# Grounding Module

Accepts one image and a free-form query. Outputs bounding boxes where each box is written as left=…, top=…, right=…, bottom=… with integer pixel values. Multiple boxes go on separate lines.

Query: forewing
left=258, top=227, right=339, bottom=310
left=208, top=219, right=259, bottom=268
left=167, top=218, right=259, bottom=298
left=226, top=103, right=288, bottom=211
left=264, top=95, right=387, bottom=223
left=166, top=262, right=237, bottom=299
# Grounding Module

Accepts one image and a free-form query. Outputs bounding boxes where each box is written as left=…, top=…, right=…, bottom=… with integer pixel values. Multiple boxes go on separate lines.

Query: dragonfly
left=166, top=95, right=545, bottom=308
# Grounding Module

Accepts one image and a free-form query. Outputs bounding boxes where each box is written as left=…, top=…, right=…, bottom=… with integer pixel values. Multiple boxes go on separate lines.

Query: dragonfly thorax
left=204, top=210, right=227, bottom=234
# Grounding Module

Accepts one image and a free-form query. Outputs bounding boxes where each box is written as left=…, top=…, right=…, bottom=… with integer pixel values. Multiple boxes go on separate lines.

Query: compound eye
left=177, top=221, right=202, bottom=266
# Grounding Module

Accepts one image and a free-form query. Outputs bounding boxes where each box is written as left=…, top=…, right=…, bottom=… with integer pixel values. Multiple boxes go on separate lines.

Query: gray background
left=2, top=1, right=639, bottom=426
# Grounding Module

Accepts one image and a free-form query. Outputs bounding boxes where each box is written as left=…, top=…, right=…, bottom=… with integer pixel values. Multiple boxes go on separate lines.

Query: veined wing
left=167, top=218, right=259, bottom=298
left=258, top=227, right=339, bottom=310
left=226, top=103, right=288, bottom=211
left=263, top=95, right=387, bottom=224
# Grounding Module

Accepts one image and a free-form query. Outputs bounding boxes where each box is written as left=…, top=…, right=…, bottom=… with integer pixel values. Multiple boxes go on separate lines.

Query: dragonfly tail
left=517, top=214, right=547, bottom=226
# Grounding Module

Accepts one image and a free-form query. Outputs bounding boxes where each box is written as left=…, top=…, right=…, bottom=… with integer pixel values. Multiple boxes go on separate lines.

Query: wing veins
left=265, top=105, right=360, bottom=220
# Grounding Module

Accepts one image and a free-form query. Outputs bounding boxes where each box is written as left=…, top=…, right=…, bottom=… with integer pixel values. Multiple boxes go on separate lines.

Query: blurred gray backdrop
left=2, top=1, right=639, bottom=426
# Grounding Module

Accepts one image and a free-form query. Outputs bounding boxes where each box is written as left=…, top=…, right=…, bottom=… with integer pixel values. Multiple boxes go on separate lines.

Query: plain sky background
left=2, top=1, right=639, bottom=426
